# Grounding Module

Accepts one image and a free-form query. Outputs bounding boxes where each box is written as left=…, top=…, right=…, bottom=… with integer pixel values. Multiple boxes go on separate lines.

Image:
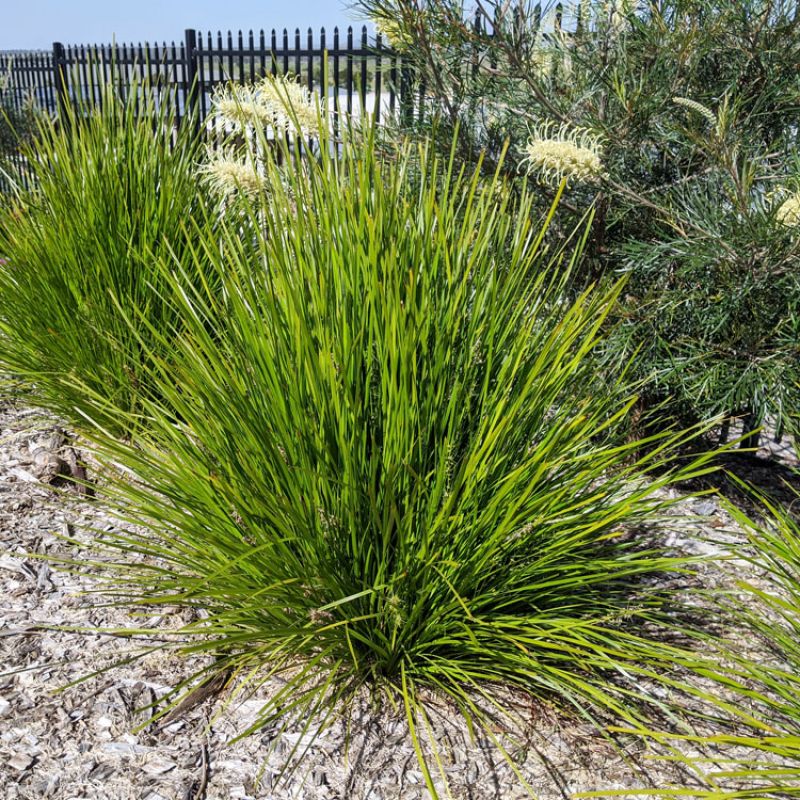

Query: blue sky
left=1, top=1, right=366, bottom=51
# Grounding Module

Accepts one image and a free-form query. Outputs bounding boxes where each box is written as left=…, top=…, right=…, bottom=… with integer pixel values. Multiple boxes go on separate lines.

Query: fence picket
left=359, top=26, right=367, bottom=111
left=346, top=26, right=353, bottom=115
left=307, top=28, right=314, bottom=93
left=238, top=30, right=245, bottom=84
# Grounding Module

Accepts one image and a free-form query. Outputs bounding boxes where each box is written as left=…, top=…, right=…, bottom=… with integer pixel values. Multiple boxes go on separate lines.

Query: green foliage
left=0, top=77, right=208, bottom=435
left=599, top=490, right=800, bottom=798
left=356, top=0, right=800, bottom=441
left=721, top=494, right=800, bottom=796
left=616, top=173, right=800, bottom=436
left=0, top=95, right=36, bottom=163
left=71, top=120, right=724, bottom=796
left=0, top=58, right=40, bottom=191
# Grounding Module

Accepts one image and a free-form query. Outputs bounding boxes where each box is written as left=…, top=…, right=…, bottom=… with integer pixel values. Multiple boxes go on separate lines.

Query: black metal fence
left=0, top=25, right=412, bottom=191
left=1, top=26, right=410, bottom=119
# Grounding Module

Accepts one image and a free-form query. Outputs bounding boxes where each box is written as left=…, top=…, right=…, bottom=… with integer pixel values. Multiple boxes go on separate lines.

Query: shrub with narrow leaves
left=356, top=0, right=800, bottom=443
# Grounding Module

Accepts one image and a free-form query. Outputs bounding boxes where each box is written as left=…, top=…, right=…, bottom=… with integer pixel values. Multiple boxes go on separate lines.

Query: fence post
left=183, top=28, right=199, bottom=132
left=52, top=41, right=68, bottom=119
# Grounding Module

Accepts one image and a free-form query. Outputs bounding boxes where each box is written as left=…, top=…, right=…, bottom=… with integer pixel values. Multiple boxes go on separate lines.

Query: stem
left=719, top=416, right=731, bottom=445
left=739, top=409, right=761, bottom=451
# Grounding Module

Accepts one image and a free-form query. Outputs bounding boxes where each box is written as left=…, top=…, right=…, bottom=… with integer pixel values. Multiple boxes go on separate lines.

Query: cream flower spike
left=210, top=75, right=323, bottom=137
left=211, top=84, right=272, bottom=130
left=776, top=191, right=800, bottom=227
left=373, top=16, right=411, bottom=51
left=523, top=122, right=605, bottom=186
left=197, top=147, right=265, bottom=197
left=257, top=75, right=323, bottom=137
left=0, top=57, right=12, bottom=92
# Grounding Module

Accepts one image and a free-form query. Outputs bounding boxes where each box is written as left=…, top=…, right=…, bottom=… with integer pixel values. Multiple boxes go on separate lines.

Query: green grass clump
left=702, top=495, right=800, bottom=797
left=75, top=121, right=722, bottom=796
left=726, top=496, right=800, bottom=796
left=0, top=78, right=208, bottom=435
left=585, top=488, right=800, bottom=799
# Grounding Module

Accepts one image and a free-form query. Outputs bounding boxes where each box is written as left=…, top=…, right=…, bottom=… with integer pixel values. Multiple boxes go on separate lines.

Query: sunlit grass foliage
left=57, top=111, right=730, bottom=797
left=0, top=77, right=208, bottom=435
left=584, top=485, right=800, bottom=799
left=722, top=494, right=800, bottom=796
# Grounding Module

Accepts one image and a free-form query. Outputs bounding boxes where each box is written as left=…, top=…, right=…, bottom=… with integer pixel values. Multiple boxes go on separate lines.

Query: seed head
left=308, top=607, right=335, bottom=624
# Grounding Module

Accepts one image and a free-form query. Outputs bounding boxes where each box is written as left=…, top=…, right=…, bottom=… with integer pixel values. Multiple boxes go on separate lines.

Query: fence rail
left=0, top=25, right=412, bottom=192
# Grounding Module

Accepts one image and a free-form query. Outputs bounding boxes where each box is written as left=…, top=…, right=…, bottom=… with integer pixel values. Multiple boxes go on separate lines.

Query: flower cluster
left=210, top=74, right=322, bottom=138
left=258, top=75, right=322, bottom=137
left=373, top=16, right=412, bottom=51
left=0, top=56, right=13, bottom=92
left=200, top=74, right=325, bottom=199
left=197, top=146, right=265, bottom=197
left=211, top=83, right=273, bottom=129
left=607, top=0, right=633, bottom=39
left=531, top=48, right=554, bottom=81
left=522, top=122, right=605, bottom=186
left=777, top=191, right=800, bottom=227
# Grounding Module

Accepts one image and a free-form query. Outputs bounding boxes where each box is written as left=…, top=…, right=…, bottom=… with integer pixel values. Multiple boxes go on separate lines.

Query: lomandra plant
left=0, top=74, right=208, bottom=436
left=76, top=119, right=722, bottom=796
left=601, top=492, right=800, bottom=799
left=717, top=497, right=800, bottom=796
